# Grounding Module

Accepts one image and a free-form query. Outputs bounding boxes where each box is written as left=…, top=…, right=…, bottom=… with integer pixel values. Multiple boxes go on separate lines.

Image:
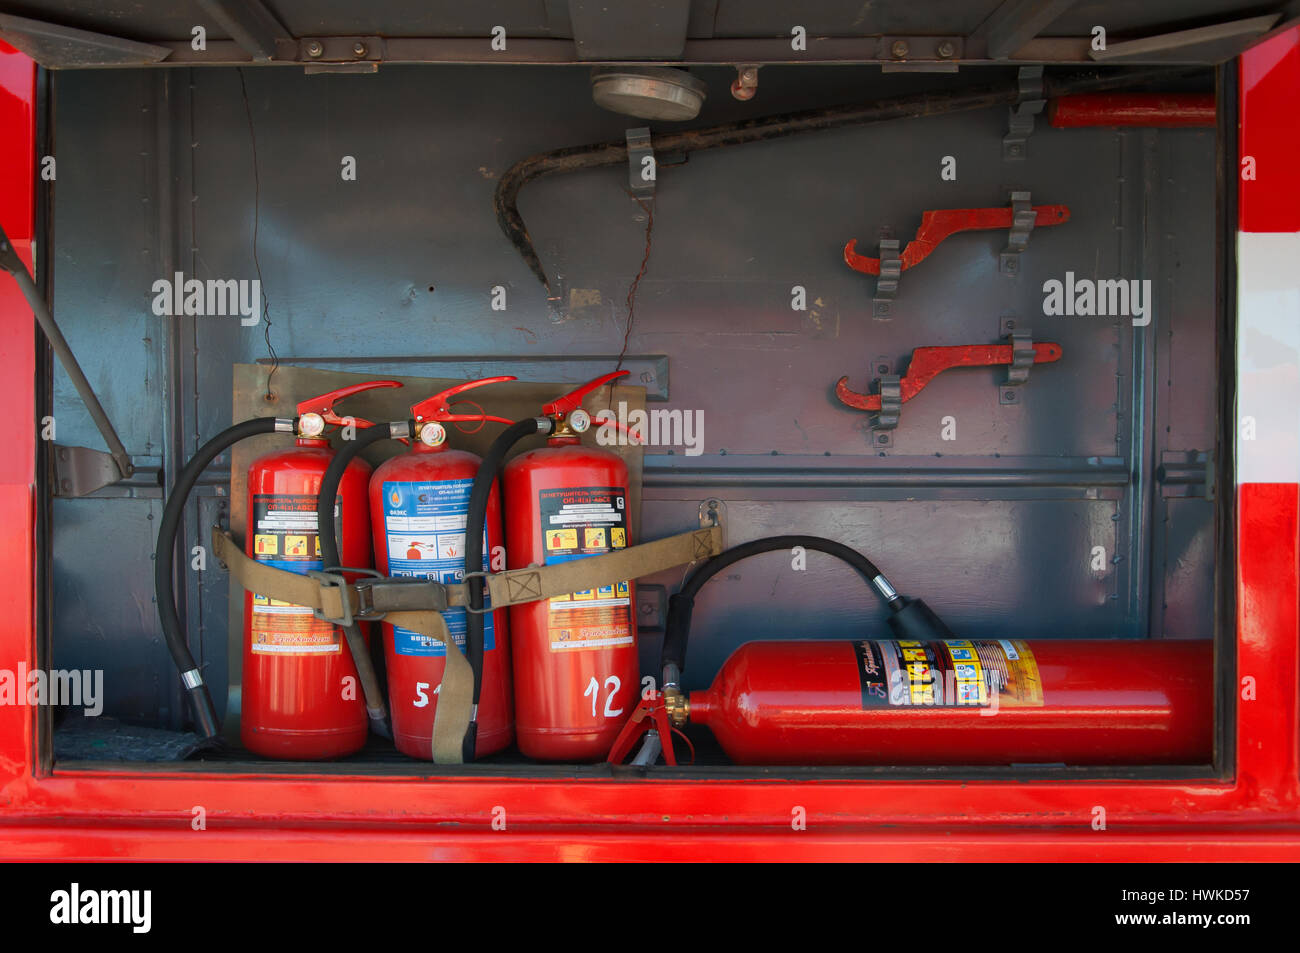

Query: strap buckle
left=306, top=566, right=382, bottom=627
left=461, top=570, right=494, bottom=615
left=359, top=576, right=450, bottom=617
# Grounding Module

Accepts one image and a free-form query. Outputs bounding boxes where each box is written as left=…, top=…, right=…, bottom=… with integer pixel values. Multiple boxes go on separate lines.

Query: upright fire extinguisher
left=242, top=380, right=401, bottom=759
left=504, top=371, right=638, bottom=761
left=369, top=377, right=516, bottom=760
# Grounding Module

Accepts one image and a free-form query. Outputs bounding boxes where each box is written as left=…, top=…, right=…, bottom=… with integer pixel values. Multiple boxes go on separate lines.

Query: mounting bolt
left=731, top=65, right=760, bottom=101
left=937, top=40, right=955, bottom=59
left=306, top=40, right=324, bottom=58
left=1004, top=390, right=1018, bottom=402
left=353, top=41, right=367, bottom=57
left=891, top=40, right=909, bottom=58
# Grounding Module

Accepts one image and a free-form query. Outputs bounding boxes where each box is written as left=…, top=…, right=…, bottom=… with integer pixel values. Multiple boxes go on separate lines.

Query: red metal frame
left=1, top=34, right=1298, bottom=861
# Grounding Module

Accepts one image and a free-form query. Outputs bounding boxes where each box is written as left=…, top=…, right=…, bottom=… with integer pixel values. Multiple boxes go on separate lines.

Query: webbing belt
left=212, top=524, right=723, bottom=763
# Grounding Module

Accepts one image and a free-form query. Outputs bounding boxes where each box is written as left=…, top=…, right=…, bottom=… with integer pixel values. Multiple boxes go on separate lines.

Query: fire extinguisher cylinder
left=504, top=370, right=642, bottom=762
left=686, top=638, right=1212, bottom=766
left=241, top=380, right=404, bottom=759
left=366, top=376, right=518, bottom=761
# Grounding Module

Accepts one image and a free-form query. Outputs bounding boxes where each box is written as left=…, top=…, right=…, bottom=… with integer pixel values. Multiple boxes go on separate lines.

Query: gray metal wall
left=47, top=63, right=1218, bottom=724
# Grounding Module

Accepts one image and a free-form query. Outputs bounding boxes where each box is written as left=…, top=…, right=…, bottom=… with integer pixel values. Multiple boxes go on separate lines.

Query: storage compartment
left=36, top=54, right=1230, bottom=777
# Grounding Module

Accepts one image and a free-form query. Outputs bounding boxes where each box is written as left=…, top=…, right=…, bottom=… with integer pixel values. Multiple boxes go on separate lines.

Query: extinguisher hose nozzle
left=367, top=707, right=392, bottom=740
left=186, top=685, right=220, bottom=738
left=156, top=414, right=290, bottom=739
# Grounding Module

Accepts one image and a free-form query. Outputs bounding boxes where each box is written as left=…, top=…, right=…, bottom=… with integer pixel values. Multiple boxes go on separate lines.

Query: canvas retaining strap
left=211, top=523, right=722, bottom=763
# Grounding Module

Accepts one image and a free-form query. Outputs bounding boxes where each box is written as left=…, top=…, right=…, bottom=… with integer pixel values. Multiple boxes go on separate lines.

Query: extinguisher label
left=381, top=478, right=494, bottom=657
left=538, top=486, right=633, bottom=652
left=249, top=493, right=342, bottom=655
left=855, top=640, right=1043, bottom=709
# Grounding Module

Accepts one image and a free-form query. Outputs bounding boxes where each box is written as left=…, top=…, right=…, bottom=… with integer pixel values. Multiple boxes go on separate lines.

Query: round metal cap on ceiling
left=591, top=67, right=707, bottom=121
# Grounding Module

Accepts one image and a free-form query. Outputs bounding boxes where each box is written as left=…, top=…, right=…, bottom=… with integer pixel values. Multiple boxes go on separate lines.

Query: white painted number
left=414, top=681, right=438, bottom=708
left=584, top=675, right=624, bottom=718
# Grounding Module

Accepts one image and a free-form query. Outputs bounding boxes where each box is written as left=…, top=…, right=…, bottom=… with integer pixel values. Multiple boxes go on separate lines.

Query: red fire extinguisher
left=688, top=638, right=1213, bottom=765
left=369, top=377, right=516, bottom=760
left=242, top=380, right=401, bottom=760
left=505, top=370, right=639, bottom=761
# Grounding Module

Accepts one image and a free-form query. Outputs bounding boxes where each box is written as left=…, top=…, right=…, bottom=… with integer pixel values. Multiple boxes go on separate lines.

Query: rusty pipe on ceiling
left=493, top=67, right=1204, bottom=294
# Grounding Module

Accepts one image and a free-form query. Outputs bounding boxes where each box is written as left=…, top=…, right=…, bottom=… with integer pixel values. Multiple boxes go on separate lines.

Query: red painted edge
left=1239, top=27, right=1300, bottom=232
left=0, top=33, right=1297, bottom=860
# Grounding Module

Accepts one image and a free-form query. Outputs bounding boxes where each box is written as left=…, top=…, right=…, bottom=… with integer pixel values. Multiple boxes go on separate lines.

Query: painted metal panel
left=0, top=27, right=1292, bottom=862
left=41, top=63, right=1221, bottom=725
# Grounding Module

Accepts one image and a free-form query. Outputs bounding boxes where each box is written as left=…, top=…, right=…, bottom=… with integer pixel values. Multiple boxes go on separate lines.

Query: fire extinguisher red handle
left=296, top=380, right=403, bottom=426
left=410, top=375, right=517, bottom=423
left=543, top=369, right=630, bottom=417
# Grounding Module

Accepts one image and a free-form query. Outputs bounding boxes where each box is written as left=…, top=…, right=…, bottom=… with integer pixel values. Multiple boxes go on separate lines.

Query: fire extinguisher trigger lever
left=409, top=375, right=517, bottom=423
left=542, top=369, right=630, bottom=418
left=296, top=380, right=404, bottom=431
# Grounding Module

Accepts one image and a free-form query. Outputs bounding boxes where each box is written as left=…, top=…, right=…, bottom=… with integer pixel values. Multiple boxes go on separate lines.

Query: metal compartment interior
left=29, top=20, right=1235, bottom=775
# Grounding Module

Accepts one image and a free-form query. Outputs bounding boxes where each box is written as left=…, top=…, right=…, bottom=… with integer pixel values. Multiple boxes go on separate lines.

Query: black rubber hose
left=660, top=535, right=898, bottom=681
left=463, top=416, right=554, bottom=761
left=315, top=422, right=405, bottom=734
left=155, top=415, right=286, bottom=738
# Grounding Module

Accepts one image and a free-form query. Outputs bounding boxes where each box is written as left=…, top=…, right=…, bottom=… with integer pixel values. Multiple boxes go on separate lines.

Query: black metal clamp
left=626, top=127, right=655, bottom=197
left=1003, top=65, right=1044, bottom=161
left=999, top=316, right=1038, bottom=404
left=873, top=226, right=903, bottom=318
left=999, top=190, right=1037, bottom=276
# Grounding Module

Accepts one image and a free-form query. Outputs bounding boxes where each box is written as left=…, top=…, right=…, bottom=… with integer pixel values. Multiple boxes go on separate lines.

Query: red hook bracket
left=835, top=341, right=1063, bottom=412
left=296, top=380, right=402, bottom=430
left=843, top=204, right=1070, bottom=276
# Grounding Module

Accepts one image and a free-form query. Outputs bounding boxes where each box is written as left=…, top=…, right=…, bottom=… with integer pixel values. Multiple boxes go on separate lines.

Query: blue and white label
left=381, top=478, right=494, bottom=656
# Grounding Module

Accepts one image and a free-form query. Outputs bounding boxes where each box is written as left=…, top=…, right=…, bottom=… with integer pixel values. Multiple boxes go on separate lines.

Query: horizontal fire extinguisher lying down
left=608, top=536, right=1212, bottom=766
left=156, top=377, right=1212, bottom=768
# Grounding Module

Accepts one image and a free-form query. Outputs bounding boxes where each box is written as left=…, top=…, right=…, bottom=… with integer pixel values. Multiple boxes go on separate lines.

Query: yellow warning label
left=248, top=492, right=342, bottom=656
left=855, top=640, right=1043, bottom=709
left=546, top=527, right=578, bottom=551
left=539, top=485, right=633, bottom=652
